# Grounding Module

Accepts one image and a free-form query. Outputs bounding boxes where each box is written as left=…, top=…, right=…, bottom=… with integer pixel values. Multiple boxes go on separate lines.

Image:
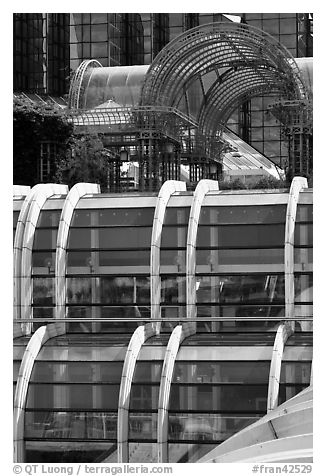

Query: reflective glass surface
left=280, top=362, right=311, bottom=384
left=294, top=274, right=313, bottom=302
left=133, top=362, right=163, bottom=383
left=71, top=208, right=155, bottom=227
left=129, top=385, right=160, bottom=410
left=36, top=210, right=61, bottom=228
left=66, top=306, right=150, bottom=319
left=296, top=204, right=313, bottom=222
left=199, top=205, right=287, bottom=224
left=25, top=411, right=117, bottom=439
left=172, top=362, right=270, bottom=383
left=33, top=229, right=58, bottom=249
left=196, top=275, right=285, bottom=304
left=168, top=413, right=259, bottom=441
left=129, top=413, right=157, bottom=440
left=31, top=362, right=123, bottom=383
left=66, top=276, right=150, bottom=304
left=196, top=248, right=284, bottom=265
left=169, top=384, right=268, bottom=411
left=32, top=251, right=56, bottom=270
left=161, top=276, right=186, bottom=303
left=160, top=250, right=186, bottom=271
left=161, top=227, right=187, bottom=248
left=197, top=224, right=285, bottom=248
left=68, top=227, right=152, bottom=249
left=67, top=250, right=150, bottom=269
left=26, top=384, right=120, bottom=409
left=294, top=224, right=313, bottom=246
left=278, top=384, right=309, bottom=404
left=33, top=277, right=54, bottom=305
left=164, top=207, right=190, bottom=225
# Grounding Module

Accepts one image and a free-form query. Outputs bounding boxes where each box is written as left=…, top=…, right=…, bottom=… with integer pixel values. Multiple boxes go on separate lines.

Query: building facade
left=13, top=178, right=312, bottom=463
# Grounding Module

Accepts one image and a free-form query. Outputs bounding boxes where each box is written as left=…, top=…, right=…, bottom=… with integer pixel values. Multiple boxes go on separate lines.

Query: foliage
left=13, top=96, right=73, bottom=185
left=219, top=176, right=288, bottom=190
left=54, top=134, right=109, bottom=191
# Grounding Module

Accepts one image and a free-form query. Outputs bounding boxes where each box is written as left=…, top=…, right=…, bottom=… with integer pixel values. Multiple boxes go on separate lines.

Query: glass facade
left=66, top=204, right=154, bottom=331
left=13, top=13, right=69, bottom=95
left=13, top=185, right=312, bottom=463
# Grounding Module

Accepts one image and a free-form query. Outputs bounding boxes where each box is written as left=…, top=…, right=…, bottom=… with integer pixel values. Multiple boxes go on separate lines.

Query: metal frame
left=67, top=23, right=310, bottom=192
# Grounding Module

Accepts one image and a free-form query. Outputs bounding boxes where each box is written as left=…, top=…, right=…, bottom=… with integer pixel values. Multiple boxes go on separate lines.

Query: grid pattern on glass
left=32, top=208, right=62, bottom=319
left=66, top=208, right=154, bottom=324
left=70, top=14, right=122, bottom=68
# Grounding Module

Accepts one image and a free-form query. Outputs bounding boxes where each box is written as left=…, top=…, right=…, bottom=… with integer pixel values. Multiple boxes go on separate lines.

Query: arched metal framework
left=141, top=22, right=307, bottom=142
left=68, top=23, right=309, bottom=191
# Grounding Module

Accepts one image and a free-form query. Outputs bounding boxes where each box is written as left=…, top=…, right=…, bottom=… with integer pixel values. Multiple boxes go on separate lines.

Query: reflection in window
left=197, top=224, right=285, bottom=248
left=199, top=205, right=287, bottom=225
left=25, top=411, right=117, bottom=440
left=172, top=361, right=270, bottom=383
left=33, top=277, right=54, bottom=305
left=161, top=276, right=186, bottom=304
left=169, top=385, right=268, bottom=412
left=196, top=275, right=285, bottom=304
left=168, top=413, right=259, bottom=442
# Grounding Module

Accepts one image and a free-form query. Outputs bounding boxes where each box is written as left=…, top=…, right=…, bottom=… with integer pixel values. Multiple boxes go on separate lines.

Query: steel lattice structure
left=68, top=22, right=311, bottom=191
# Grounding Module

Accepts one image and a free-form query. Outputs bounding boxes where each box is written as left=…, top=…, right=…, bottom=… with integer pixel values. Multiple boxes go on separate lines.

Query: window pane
left=296, top=204, right=313, bottom=222
left=32, top=252, right=56, bottom=270
left=196, top=304, right=285, bottom=319
left=133, top=363, right=163, bottom=383
left=294, top=274, right=313, bottom=302
left=36, top=210, right=61, bottom=228
left=160, top=250, right=186, bottom=270
left=197, top=224, right=285, bottom=248
left=71, top=208, right=155, bottom=227
left=99, top=228, right=152, bottom=248
left=161, top=276, right=186, bottom=303
left=33, top=229, right=58, bottom=249
left=196, top=248, right=284, bottom=265
left=161, top=227, right=187, bottom=247
left=173, top=362, right=270, bottom=383
left=25, top=411, right=117, bottom=439
left=169, top=385, right=268, bottom=411
left=196, top=275, right=284, bottom=304
left=164, top=207, right=190, bottom=225
left=99, top=250, right=150, bottom=266
left=66, top=277, right=92, bottom=304
left=168, top=413, right=259, bottom=441
left=129, top=413, right=157, bottom=440
left=294, top=224, right=313, bottom=246
left=33, top=277, right=54, bottom=305
left=280, top=362, right=311, bottom=384
left=68, top=229, right=91, bottom=248
left=31, top=361, right=124, bottom=383
left=129, top=385, right=160, bottom=410
left=199, top=205, right=287, bottom=224
left=26, top=384, right=120, bottom=410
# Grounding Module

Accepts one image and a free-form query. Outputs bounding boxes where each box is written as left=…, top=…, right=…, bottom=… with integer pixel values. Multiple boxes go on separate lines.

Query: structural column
left=55, top=183, right=101, bottom=321
left=186, top=179, right=219, bottom=319
left=14, top=184, right=68, bottom=332
left=284, top=177, right=308, bottom=327
left=157, top=322, right=196, bottom=462
left=267, top=323, right=293, bottom=412
left=151, top=181, right=187, bottom=321
left=13, top=322, right=66, bottom=462
left=117, top=323, right=159, bottom=463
